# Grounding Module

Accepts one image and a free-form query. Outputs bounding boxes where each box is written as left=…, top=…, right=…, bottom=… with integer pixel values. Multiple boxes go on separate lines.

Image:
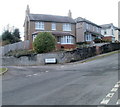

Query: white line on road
left=106, top=93, right=114, bottom=98
left=45, top=71, right=49, bottom=73
left=116, top=99, right=120, bottom=105
left=33, top=73, right=38, bottom=76
left=111, top=87, right=118, bottom=92
left=100, top=98, right=111, bottom=105
left=26, top=75, right=32, bottom=77
left=100, top=81, right=120, bottom=105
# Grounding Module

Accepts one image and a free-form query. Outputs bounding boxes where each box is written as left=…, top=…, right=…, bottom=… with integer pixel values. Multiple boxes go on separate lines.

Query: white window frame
left=51, top=23, right=56, bottom=30
left=33, top=34, right=37, bottom=41
left=61, top=36, right=74, bottom=44
left=85, top=34, right=92, bottom=41
left=35, top=22, right=44, bottom=30
left=63, top=23, right=71, bottom=31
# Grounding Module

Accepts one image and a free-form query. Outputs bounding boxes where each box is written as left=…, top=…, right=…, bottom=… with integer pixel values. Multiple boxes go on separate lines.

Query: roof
left=75, top=17, right=101, bottom=28
left=29, top=14, right=76, bottom=23
left=100, top=23, right=113, bottom=29
left=32, top=31, right=75, bottom=37
left=100, top=23, right=120, bottom=30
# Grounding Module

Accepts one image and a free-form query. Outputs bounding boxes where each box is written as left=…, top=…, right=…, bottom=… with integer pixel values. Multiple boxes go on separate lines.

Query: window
left=51, top=23, right=56, bottom=30
left=57, top=37, right=61, bottom=43
left=35, top=22, right=44, bottom=30
left=86, top=23, right=89, bottom=29
left=63, top=24, right=71, bottom=31
left=111, top=29, right=114, bottom=35
left=104, top=30, right=107, bottom=35
left=85, top=34, right=92, bottom=41
left=33, top=35, right=37, bottom=41
left=61, top=36, right=74, bottom=44
left=96, top=27, right=99, bottom=32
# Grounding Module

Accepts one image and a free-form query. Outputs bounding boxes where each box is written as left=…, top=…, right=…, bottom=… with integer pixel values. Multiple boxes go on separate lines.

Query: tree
left=1, top=28, right=21, bottom=45
left=12, top=28, right=21, bottom=43
left=1, top=30, right=14, bottom=43
left=33, top=32, right=56, bottom=53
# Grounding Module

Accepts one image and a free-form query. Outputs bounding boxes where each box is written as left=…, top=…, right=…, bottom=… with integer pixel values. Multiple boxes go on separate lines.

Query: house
left=75, top=17, right=102, bottom=43
left=100, top=23, right=120, bottom=42
left=24, top=5, right=76, bottom=49
left=24, top=5, right=104, bottom=50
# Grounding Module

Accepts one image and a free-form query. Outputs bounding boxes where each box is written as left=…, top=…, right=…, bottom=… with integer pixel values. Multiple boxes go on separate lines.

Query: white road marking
left=100, top=81, right=120, bottom=105
left=33, top=73, right=38, bottom=76
left=26, top=75, right=32, bottom=77
left=61, top=66, right=64, bottom=68
left=116, top=99, right=120, bottom=105
left=100, top=98, right=111, bottom=104
left=114, top=84, right=119, bottom=88
left=45, top=71, right=49, bottom=73
left=111, top=87, right=118, bottom=92
left=106, top=93, right=114, bottom=98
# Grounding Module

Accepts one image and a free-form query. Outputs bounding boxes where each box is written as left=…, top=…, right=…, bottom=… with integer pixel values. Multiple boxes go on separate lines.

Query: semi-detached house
left=24, top=5, right=102, bottom=49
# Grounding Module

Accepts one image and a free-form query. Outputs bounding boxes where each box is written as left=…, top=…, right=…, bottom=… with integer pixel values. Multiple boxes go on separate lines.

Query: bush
left=33, top=32, right=56, bottom=53
left=94, top=38, right=102, bottom=43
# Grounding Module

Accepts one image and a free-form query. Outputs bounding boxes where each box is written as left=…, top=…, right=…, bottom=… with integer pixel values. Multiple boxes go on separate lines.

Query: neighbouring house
left=100, top=23, right=120, bottom=42
left=75, top=17, right=102, bottom=43
left=24, top=5, right=76, bottom=50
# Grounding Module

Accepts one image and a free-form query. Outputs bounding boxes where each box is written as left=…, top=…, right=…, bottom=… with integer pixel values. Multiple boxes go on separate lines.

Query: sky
left=0, top=0, right=119, bottom=40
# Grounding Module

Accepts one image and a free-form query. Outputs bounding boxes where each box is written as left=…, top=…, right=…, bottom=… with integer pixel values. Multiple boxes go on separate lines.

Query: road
left=2, top=52, right=120, bottom=105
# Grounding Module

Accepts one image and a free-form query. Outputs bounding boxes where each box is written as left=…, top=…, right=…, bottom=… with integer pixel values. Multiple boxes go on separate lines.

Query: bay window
left=61, top=36, right=74, bottom=44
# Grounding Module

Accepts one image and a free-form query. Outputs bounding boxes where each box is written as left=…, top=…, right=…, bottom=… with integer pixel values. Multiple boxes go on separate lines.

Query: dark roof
left=32, top=31, right=75, bottom=37
left=75, top=17, right=101, bottom=28
left=29, top=14, right=76, bottom=23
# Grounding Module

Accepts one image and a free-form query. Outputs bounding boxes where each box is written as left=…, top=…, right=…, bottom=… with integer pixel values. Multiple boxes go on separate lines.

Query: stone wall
left=2, top=43, right=120, bottom=66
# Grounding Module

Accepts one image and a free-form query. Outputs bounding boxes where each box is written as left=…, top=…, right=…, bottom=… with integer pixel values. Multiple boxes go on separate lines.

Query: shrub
left=94, top=38, right=102, bottom=43
left=33, top=32, right=56, bottom=53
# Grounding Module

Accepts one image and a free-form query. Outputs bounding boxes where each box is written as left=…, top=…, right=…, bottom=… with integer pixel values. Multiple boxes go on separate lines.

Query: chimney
left=26, top=5, right=30, bottom=15
left=68, top=10, right=72, bottom=18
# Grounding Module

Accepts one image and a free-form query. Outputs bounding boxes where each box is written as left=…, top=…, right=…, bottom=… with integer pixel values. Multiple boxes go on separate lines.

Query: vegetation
left=33, top=32, right=56, bottom=53
left=5, top=49, right=36, bottom=58
left=0, top=28, right=21, bottom=46
left=0, top=68, right=7, bottom=74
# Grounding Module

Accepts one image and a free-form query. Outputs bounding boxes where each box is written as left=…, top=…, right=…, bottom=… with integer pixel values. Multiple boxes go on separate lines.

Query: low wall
left=2, top=43, right=120, bottom=66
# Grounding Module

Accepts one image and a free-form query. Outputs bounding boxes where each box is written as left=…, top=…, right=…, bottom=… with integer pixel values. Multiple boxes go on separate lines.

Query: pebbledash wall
left=2, top=43, right=120, bottom=66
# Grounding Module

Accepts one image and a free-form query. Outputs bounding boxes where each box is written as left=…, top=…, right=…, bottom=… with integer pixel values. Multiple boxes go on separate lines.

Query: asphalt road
left=2, top=52, right=119, bottom=105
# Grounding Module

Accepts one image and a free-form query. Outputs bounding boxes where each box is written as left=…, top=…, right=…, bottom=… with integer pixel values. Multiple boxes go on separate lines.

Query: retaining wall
left=2, top=43, right=120, bottom=66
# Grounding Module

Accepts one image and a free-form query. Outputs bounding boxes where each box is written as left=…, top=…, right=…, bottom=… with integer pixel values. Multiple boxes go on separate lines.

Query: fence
left=0, top=40, right=30, bottom=56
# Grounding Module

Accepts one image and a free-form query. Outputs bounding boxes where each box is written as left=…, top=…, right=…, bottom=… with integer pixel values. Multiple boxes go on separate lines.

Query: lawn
left=0, top=68, right=7, bottom=74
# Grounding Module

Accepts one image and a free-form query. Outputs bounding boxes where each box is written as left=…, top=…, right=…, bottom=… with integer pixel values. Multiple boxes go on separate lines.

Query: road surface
left=2, top=52, right=120, bottom=105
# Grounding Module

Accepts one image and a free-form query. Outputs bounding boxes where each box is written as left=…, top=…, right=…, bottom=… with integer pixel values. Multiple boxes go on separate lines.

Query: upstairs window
left=51, top=23, right=56, bottom=30
left=111, top=29, right=114, bottom=35
left=104, top=30, right=107, bottom=35
left=86, top=23, right=89, bottom=29
left=63, top=23, right=71, bottom=31
left=35, top=22, right=44, bottom=30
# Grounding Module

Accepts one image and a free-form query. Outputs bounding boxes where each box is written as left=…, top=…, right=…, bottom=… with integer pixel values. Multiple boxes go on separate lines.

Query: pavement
left=2, top=52, right=120, bottom=105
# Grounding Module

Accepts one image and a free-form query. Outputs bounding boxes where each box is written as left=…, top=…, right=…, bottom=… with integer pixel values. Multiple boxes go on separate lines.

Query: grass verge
left=0, top=68, right=8, bottom=75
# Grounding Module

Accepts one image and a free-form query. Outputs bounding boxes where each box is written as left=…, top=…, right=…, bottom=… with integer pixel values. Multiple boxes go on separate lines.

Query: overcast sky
left=0, top=0, right=119, bottom=40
